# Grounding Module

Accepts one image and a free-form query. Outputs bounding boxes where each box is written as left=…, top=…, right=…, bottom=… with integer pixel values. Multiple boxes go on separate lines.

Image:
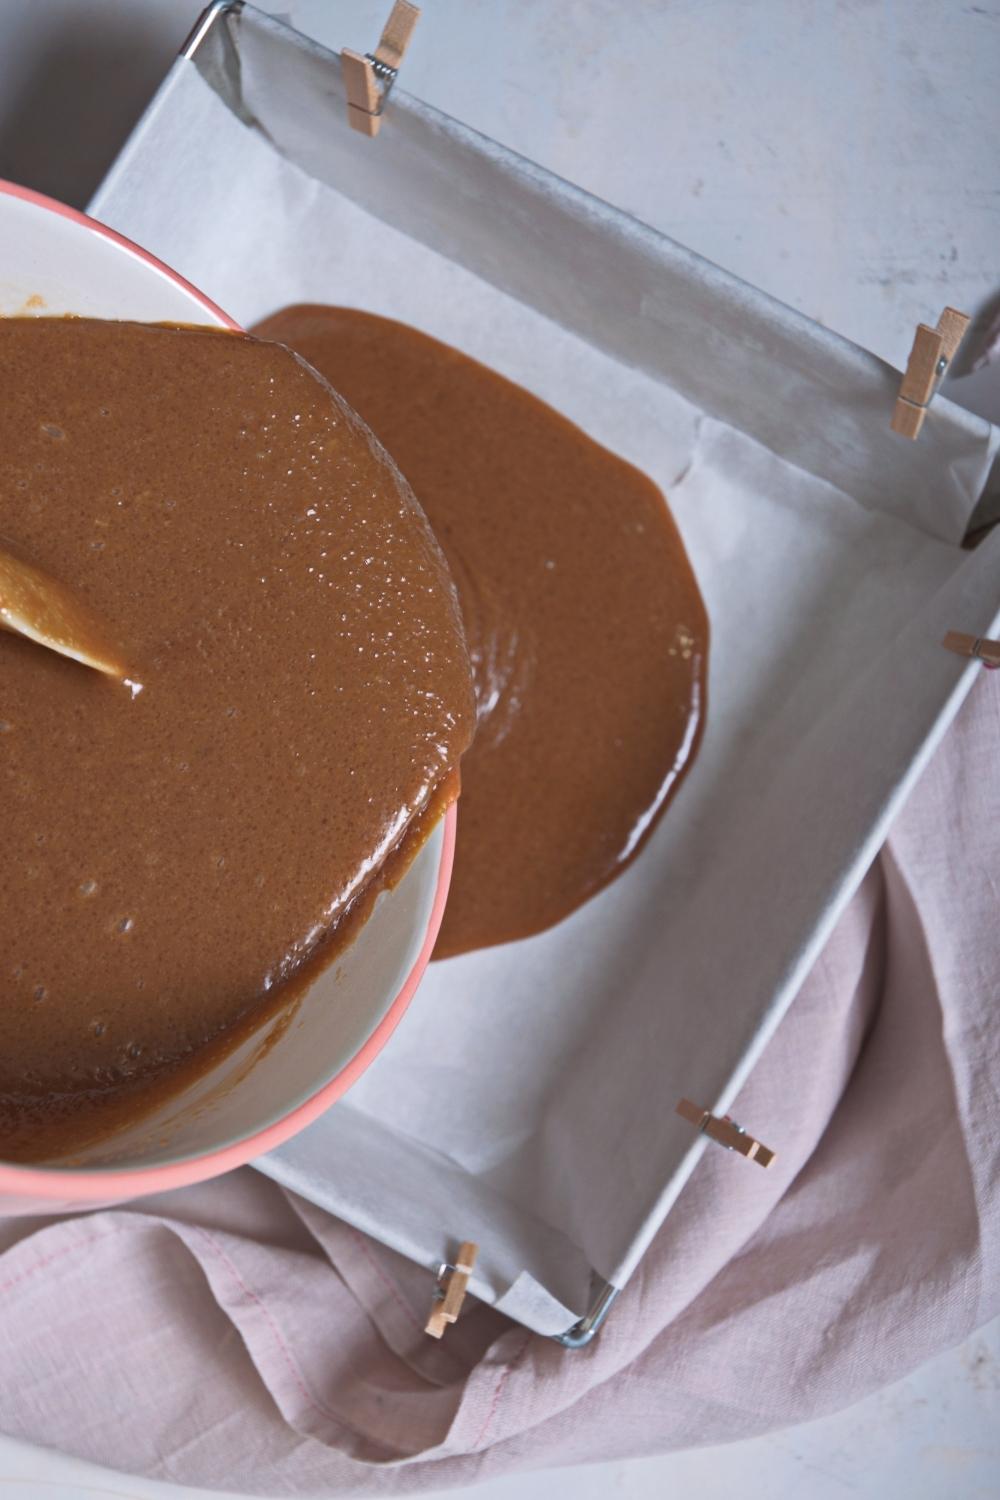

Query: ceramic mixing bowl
left=0, top=180, right=455, bottom=1212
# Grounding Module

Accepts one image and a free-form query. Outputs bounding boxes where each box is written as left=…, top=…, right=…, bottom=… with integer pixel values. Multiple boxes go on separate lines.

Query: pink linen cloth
left=0, top=670, right=997, bottom=1495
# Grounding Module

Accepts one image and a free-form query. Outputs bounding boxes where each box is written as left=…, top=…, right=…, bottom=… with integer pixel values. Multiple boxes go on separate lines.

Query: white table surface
left=0, top=2, right=997, bottom=1497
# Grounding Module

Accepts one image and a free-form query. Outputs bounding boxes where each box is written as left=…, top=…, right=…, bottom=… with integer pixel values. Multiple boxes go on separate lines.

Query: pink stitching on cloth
left=0, top=1229, right=125, bottom=1297
left=472, top=1332, right=532, bottom=1449
left=193, top=1227, right=350, bottom=1433
left=350, top=1225, right=423, bottom=1333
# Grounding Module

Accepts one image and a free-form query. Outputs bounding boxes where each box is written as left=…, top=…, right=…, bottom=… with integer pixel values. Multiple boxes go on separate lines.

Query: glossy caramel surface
left=0, top=318, right=474, bottom=1157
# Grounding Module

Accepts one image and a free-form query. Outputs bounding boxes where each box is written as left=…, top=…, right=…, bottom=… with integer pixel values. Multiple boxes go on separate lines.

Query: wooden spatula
left=0, top=544, right=127, bottom=680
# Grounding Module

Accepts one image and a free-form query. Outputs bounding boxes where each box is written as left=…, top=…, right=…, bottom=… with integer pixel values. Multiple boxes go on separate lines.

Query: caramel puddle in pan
left=254, top=307, right=708, bottom=958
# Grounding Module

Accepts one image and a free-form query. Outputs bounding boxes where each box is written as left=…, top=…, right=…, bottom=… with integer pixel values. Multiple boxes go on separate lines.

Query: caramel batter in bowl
left=253, top=308, right=708, bottom=958
left=0, top=318, right=474, bottom=1160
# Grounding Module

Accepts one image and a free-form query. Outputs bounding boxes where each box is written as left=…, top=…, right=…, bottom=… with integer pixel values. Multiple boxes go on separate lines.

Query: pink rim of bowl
left=0, top=179, right=457, bottom=1200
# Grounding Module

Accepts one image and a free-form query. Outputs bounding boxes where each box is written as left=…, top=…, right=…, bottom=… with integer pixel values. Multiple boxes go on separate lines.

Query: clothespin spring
left=943, top=631, right=1000, bottom=670
left=425, top=1240, right=478, bottom=1338
left=891, top=307, right=970, bottom=440
left=341, top=1, right=420, bottom=137
left=676, top=1098, right=776, bottom=1168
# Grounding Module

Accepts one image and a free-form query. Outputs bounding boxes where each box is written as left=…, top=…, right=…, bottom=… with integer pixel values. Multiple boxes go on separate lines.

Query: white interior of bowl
left=0, top=186, right=446, bottom=1171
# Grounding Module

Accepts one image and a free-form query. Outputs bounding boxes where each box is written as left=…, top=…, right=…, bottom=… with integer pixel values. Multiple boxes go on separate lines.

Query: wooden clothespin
left=676, top=1098, right=776, bottom=1168
left=942, top=631, right=1000, bottom=669
left=891, top=307, right=970, bottom=440
left=340, top=1, right=420, bottom=138
left=425, top=1240, right=478, bottom=1338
